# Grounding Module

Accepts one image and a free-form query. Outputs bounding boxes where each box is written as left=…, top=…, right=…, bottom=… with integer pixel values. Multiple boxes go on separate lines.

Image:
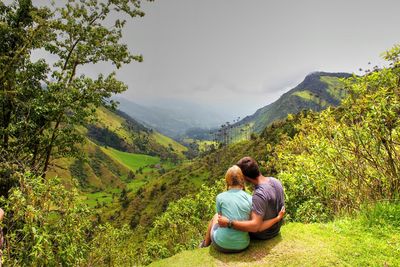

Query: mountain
left=114, top=97, right=226, bottom=138
left=236, top=72, right=352, bottom=133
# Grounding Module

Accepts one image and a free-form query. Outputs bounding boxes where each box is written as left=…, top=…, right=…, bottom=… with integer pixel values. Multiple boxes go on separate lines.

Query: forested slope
left=48, top=106, right=186, bottom=190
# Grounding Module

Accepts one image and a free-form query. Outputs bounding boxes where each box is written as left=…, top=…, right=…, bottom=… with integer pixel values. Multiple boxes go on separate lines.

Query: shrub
left=0, top=172, right=92, bottom=266
left=138, top=180, right=224, bottom=265
left=85, top=223, right=139, bottom=266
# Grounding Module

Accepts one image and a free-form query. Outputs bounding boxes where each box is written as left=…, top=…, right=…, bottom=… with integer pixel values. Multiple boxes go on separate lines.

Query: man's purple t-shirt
left=250, top=177, right=285, bottom=240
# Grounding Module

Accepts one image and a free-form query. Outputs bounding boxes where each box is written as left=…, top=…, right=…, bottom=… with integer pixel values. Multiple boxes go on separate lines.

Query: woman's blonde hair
left=225, top=165, right=245, bottom=190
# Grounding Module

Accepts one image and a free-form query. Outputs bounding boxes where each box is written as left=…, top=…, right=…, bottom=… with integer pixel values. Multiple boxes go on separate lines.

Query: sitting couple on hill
left=200, top=157, right=285, bottom=252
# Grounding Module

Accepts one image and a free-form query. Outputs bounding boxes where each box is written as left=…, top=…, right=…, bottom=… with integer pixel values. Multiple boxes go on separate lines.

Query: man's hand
left=277, top=206, right=285, bottom=220
left=218, top=214, right=229, bottom=227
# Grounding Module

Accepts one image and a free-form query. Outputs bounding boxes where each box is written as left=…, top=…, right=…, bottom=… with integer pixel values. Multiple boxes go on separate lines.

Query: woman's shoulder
left=235, top=190, right=252, bottom=202
left=216, top=191, right=228, bottom=200
left=239, top=189, right=252, bottom=197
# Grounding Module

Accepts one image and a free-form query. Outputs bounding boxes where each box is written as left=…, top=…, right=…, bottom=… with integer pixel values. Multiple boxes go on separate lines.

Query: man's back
left=250, top=177, right=285, bottom=240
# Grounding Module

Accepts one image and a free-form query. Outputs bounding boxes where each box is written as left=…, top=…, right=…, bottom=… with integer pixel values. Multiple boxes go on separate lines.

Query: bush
left=85, top=223, right=139, bottom=266
left=0, top=172, right=92, bottom=266
left=137, top=180, right=224, bottom=265
left=360, top=201, right=400, bottom=229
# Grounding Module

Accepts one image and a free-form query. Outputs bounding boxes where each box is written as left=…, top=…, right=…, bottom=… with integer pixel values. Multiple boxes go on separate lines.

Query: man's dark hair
left=236, top=157, right=260, bottom=179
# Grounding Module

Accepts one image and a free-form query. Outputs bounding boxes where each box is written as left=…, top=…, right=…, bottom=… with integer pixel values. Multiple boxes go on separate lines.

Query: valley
left=50, top=71, right=349, bottom=227
left=1, top=2, right=399, bottom=265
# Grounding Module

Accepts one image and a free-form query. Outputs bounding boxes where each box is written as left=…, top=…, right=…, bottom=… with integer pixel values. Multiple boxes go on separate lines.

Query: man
left=218, top=157, right=285, bottom=240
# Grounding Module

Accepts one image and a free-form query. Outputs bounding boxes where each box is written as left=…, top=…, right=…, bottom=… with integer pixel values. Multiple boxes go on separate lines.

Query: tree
left=120, top=188, right=130, bottom=208
left=0, top=0, right=148, bottom=193
left=127, top=170, right=136, bottom=180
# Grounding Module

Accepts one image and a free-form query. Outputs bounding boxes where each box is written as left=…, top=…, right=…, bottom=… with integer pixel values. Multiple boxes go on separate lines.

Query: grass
left=83, top=190, right=118, bottom=208
left=126, top=179, right=146, bottom=192
left=95, top=107, right=132, bottom=140
left=101, top=147, right=160, bottom=172
left=149, top=215, right=400, bottom=267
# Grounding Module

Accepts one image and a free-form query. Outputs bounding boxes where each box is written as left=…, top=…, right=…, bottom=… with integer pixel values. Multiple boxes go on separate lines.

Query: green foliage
left=0, top=172, right=92, bottom=266
left=85, top=223, right=139, bottom=266
left=69, top=159, right=89, bottom=186
left=360, top=201, right=400, bottom=229
left=87, top=124, right=129, bottom=152
left=127, top=170, right=136, bottom=180
left=137, top=180, right=225, bottom=265
left=119, top=188, right=129, bottom=208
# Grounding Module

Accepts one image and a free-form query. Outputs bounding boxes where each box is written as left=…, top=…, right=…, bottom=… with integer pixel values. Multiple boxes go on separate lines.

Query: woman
left=200, top=165, right=284, bottom=252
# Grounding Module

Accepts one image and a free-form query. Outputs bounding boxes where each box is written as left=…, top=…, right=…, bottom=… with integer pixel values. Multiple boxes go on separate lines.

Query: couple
left=200, top=157, right=285, bottom=252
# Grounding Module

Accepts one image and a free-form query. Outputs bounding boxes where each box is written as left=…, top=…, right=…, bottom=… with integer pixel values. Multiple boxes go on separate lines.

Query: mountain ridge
left=236, top=71, right=352, bottom=133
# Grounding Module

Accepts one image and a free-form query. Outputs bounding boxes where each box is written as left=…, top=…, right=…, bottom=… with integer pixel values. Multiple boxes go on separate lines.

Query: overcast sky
left=68, top=0, right=400, bottom=120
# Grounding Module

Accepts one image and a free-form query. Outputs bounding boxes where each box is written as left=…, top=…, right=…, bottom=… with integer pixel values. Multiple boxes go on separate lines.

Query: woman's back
left=213, top=189, right=252, bottom=250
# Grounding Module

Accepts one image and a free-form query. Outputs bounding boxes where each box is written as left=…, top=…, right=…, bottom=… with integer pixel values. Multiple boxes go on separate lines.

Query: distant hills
left=235, top=72, right=352, bottom=133
left=115, top=72, right=353, bottom=142
left=114, top=98, right=226, bottom=138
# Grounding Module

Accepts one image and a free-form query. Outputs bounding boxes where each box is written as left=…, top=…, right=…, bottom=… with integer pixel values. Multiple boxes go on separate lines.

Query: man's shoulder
left=268, top=176, right=280, bottom=182
left=253, top=177, right=282, bottom=197
left=268, top=177, right=283, bottom=188
left=252, top=186, right=268, bottom=200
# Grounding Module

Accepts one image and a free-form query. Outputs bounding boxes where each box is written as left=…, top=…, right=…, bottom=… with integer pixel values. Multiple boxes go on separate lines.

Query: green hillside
left=89, top=107, right=186, bottom=158
left=47, top=106, right=188, bottom=215
left=117, top=111, right=302, bottom=230
left=237, top=72, right=351, bottom=133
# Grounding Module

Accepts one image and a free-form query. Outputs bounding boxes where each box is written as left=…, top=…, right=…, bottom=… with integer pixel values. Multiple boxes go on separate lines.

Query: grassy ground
left=102, top=147, right=160, bottom=172
left=149, top=218, right=400, bottom=267
left=83, top=191, right=116, bottom=208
